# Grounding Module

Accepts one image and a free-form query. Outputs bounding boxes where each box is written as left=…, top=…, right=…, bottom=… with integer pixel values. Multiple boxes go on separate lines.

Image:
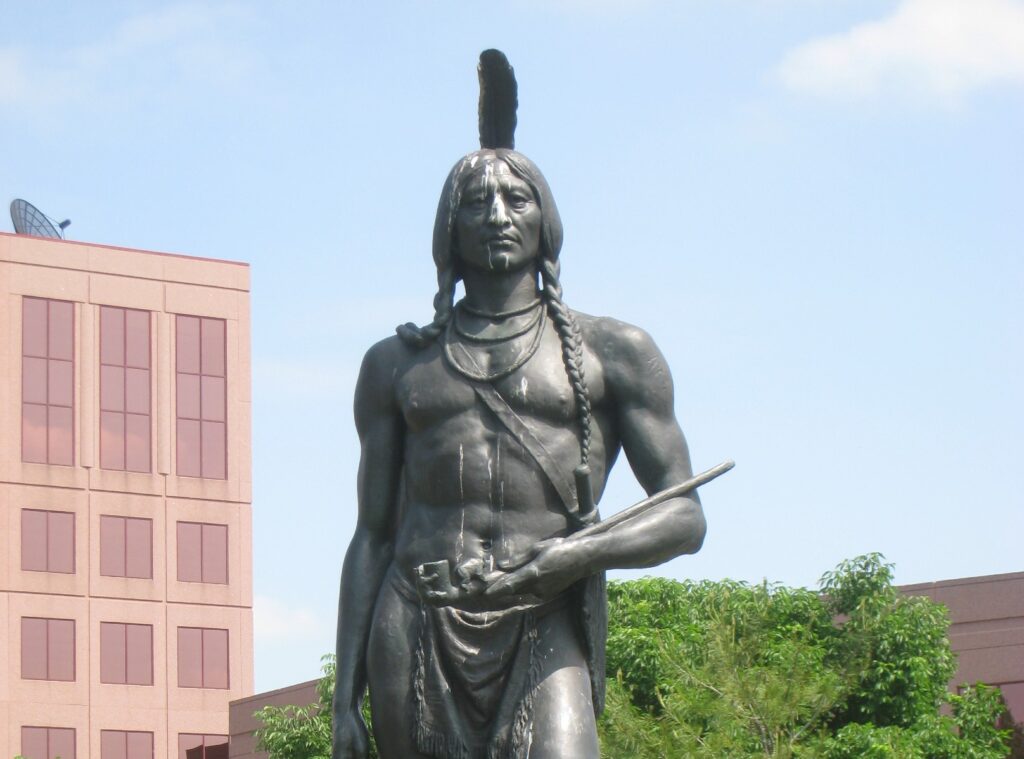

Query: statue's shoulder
left=355, top=334, right=426, bottom=421
left=358, top=334, right=418, bottom=387
left=574, top=311, right=673, bottom=399
left=574, top=311, right=664, bottom=367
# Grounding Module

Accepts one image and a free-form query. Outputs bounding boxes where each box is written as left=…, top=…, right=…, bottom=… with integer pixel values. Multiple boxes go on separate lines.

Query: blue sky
left=3, top=1, right=1022, bottom=692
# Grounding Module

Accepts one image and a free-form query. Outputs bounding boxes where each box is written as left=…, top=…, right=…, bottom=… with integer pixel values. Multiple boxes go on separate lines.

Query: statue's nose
left=487, top=194, right=510, bottom=225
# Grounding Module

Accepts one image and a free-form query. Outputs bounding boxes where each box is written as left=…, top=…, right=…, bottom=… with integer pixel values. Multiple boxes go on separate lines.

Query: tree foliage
left=253, top=655, right=377, bottom=759
left=598, top=553, right=1012, bottom=758
left=253, top=555, right=1014, bottom=758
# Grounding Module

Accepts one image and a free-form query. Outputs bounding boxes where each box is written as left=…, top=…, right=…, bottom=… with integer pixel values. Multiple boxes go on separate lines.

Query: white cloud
left=0, top=46, right=73, bottom=108
left=254, top=594, right=330, bottom=643
left=0, top=2, right=253, bottom=110
left=777, top=0, right=1024, bottom=104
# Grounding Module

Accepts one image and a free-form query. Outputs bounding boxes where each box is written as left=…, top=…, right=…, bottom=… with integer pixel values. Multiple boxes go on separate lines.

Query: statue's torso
left=391, top=318, right=614, bottom=581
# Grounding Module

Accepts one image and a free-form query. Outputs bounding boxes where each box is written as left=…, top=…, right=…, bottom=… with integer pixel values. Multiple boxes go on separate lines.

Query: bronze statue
left=333, top=50, right=723, bottom=759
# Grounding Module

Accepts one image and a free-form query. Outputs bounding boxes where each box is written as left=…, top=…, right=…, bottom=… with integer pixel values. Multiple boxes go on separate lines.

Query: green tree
left=252, top=555, right=1013, bottom=758
left=598, top=554, right=1011, bottom=759
left=253, top=655, right=377, bottom=759
left=820, top=554, right=957, bottom=729
left=601, top=578, right=846, bottom=757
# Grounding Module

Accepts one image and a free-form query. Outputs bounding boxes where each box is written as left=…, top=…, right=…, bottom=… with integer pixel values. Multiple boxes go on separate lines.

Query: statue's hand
left=415, top=560, right=461, bottom=605
left=483, top=537, right=584, bottom=602
left=332, top=706, right=370, bottom=759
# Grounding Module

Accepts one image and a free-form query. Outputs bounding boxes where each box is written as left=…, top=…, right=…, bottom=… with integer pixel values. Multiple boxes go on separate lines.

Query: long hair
left=396, top=149, right=592, bottom=465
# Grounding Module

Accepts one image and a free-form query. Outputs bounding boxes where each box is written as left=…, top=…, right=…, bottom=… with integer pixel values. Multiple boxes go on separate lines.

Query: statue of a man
left=333, top=51, right=707, bottom=759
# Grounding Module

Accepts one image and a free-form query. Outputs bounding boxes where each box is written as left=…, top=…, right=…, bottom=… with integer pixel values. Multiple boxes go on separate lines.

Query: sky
left=2, top=0, right=1022, bottom=693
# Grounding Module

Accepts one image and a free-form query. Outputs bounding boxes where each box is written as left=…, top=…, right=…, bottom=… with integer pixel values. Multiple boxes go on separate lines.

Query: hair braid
left=396, top=263, right=457, bottom=347
left=397, top=157, right=476, bottom=348
left=539, top=253, right=592, bottom=467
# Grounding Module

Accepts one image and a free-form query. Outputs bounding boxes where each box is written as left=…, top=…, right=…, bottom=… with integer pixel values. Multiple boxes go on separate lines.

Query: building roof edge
left=0, top=230, right=250, bottom=267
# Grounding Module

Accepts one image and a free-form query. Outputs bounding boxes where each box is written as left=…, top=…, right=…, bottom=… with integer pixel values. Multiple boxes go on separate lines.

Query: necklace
left=443, top=306, right=547, bottom=383
left=453, top=302, right=543, bottom=343
left=459, top=297, right=541, bottom=320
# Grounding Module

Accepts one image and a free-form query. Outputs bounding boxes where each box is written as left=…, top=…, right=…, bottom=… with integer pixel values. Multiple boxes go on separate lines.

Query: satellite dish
left=10, top=199, right=71, bottom=239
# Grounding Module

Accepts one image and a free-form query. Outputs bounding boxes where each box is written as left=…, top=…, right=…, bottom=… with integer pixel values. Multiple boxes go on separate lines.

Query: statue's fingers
left=414, top=575, right=435, bottom=593
left=484, top=572, right=523, bottom=598
left=423, top=588, right=455, bottom=605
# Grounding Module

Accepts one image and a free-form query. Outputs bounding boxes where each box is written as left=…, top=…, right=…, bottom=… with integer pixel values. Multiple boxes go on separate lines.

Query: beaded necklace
left=459, top=298, right=541, bottom=320
left=452, top=301, right=543, bottom=344
left=443, top=305, right=547, bottom=383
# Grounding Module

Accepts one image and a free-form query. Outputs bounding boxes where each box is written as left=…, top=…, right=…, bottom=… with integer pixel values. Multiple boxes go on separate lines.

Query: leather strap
left=469, top=377, right=608, bottom=717
left=470, top=381, right=583, bottom=523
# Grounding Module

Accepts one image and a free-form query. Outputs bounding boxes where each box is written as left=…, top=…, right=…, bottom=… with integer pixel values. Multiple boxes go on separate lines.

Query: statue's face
left=455, top=158, right=542, bottom=275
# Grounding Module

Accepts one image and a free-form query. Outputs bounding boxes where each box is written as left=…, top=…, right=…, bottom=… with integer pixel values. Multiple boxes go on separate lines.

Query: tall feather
left=478, top=49, right=518, bottom=150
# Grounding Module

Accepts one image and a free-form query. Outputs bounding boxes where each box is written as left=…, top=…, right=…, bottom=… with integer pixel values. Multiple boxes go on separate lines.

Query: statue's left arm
left=590, top=319, right=707, bottom=563
left=486, top=319, right=706, bottom=599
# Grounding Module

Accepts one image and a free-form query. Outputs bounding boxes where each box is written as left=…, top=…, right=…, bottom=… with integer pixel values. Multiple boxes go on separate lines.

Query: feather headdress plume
left=478, top=49, right=518, bottom=150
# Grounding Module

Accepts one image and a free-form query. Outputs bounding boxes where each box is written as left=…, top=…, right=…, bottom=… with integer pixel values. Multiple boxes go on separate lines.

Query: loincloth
left=390, top=568, right=570, bottom=759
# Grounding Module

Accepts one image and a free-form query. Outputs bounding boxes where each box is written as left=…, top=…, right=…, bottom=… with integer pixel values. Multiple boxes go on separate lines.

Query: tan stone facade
left=0, top=231, right=253, bottom=759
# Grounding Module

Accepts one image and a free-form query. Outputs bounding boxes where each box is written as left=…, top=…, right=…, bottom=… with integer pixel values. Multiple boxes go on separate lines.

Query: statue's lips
left=484, top=236, right=519, bottom=247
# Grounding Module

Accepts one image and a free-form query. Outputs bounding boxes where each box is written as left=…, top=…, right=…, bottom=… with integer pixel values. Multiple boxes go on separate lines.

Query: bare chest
left=396, top=327, right=597, bottom=432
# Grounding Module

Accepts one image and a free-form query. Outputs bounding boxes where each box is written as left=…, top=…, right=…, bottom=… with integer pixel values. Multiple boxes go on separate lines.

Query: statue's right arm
left=333, top=338, right=405, bottom=757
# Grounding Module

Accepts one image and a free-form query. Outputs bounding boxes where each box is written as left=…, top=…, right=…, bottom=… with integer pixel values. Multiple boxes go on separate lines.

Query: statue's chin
left=487, top=250, right=537, bottom=275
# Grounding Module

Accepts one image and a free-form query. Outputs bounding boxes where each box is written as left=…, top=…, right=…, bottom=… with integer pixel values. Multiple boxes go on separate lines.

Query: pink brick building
left=902, top=571, right=1024, bottom=723
left=0, top=231, right=253, bottom=759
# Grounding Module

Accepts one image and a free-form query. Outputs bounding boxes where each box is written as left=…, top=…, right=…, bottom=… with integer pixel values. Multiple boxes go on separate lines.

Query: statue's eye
left=464, top=195, right=487, bottom=209
left=508, top=194, right=531, bottom=209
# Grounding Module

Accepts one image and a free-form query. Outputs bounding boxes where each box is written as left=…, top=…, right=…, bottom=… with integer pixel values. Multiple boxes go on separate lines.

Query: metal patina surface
left=332, top=50, right=722, bottom=759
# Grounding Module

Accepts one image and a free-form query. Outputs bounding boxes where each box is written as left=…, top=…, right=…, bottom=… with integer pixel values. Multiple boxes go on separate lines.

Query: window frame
left=100, top=729, right=154, bottom=759
left=177, top=733, right=229, bottom=759
left=22, top=725, right=76, bottom=759
left=177, top=626, right=229, bottom=689
left=176, top=520, right=229, bottom=585
left=99, top=621, right=154, bottom=686
left=99, top=514, right=154, bottom=579
left=22, top=296, right=75, bottom=466
left=99, top=305, right=152, bottom=473
left=174, top=315, right=227, bottom=479
left=20, top=617, right=75, bottom=682
left=21, top=508, right=75, bottom=574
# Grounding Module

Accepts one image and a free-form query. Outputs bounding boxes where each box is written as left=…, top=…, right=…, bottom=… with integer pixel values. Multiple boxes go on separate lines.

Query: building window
left=178, top=734, right=228, bottom=759
left=101, top=730, right=154, bottom=759
left=22, top=297, right=74, bottom=466
left=177, top=522, right=228, bottom=584
left=100, top=622, right=153, bottom=685
left=175, top=316, right=226, bottom=479
left=21, top=617, right=75, bottom=681
left=100, top=306, right=151, bottom=472
left=21, top=509, right=75, bottom=574
left=21, top=726, right=76, bottom=759
left=100, top=515, right=153, bottom=579
left=177, top=626, right=229, bottom=689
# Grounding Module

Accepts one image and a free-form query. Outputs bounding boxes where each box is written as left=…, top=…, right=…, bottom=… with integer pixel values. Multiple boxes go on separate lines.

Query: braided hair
left=396, top=149, right=592, bottom=466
